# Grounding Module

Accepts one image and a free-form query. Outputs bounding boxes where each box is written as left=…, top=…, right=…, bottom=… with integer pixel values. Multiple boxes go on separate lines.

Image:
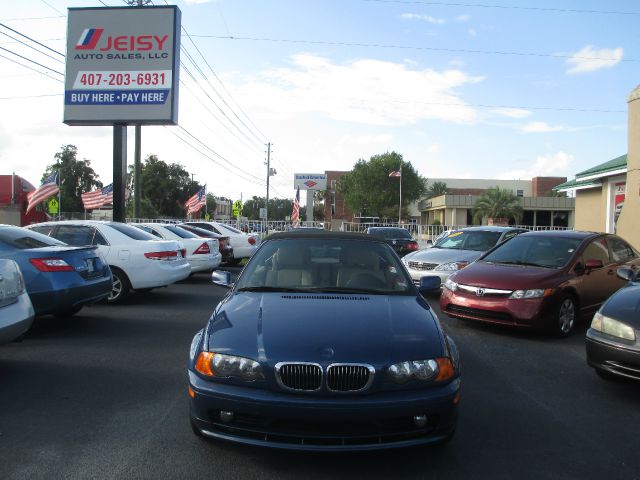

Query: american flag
left=81, top=183, right=114, bottom=210
left=26, top=171, right=59, bottom=214
left=291, top=186, right=300, bottom=227
left=388, top=170, right=401, bottom=177
left=185, top=186, right=206, bottom=215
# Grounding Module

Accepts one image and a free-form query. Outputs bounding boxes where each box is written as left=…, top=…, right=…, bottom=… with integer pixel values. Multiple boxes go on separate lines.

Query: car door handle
left=607, top=269, right=615, bottom=275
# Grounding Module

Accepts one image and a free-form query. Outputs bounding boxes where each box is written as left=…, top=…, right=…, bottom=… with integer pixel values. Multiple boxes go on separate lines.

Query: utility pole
left=265, top=143, right=271, bottom=224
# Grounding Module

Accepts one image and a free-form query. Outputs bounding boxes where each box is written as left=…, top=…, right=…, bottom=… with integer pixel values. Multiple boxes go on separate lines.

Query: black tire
left=552, top=294, right=577, bottom=338
left=53, top=305, right=82, bottom=318
left=107, top=268, right=131, bottom=304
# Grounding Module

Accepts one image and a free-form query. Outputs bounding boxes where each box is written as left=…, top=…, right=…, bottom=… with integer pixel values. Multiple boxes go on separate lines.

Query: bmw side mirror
left=211, top=270, right=233, bottom=288
left=616, top=267, right=636, bottom=282
left=418, top=276, right=441, bottom=296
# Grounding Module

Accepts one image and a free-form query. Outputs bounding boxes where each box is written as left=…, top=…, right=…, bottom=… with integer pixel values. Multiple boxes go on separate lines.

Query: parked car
left=177, top=224, right=234, bottom=265
left=586, top=266, right=640, bottom=381
left=0, top=225, right=112, bottom=316
left=27, top=221, right=190, bottom=303
left=365, top=227, right=419, bottom=257
left=402, top=226, right=527, bottom=287
left=183, top=221, right=260, bottom=265
left=440, top=230, right=640, bottom=337
left=0, top=259, right=34, bottom=343
left=188, top=231, right=461, bottom=450
left=132, top=223, right=221, bottom=273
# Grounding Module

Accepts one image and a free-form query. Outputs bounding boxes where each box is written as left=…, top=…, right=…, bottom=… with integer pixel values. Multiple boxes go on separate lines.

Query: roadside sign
left=64, top=6, right=181, bottom=125
left=259, top=207, right=267, bottom=220
left=204, top=212, right=211, bottom=221
left=233, top=200, right=242, bottom=218
left=48, top=197, right=59, bottom=214
left=294, top=173, right=327, bottom=191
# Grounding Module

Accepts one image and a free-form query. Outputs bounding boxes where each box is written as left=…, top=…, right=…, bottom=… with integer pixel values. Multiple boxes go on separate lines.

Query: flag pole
left=398, top=164, right=402, bottom=225
left=57, top=166, right=62, bottom=221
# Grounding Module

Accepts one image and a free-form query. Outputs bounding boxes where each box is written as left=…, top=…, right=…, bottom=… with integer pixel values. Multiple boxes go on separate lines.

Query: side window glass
left=30, top=226, right=53, bottom=236
left=582, top=239, right=610, bottom=265
left=92, top=229, right=108, bottom=246
left=149, top=228, right=162, bottom=238
left=609, top=237, right=635, bottom=262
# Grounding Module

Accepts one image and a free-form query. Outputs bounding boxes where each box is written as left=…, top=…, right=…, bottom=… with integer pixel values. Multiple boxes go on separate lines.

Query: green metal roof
left=575, top=154, right=627, bottom=180
left=553, top=178, right=601, bottom=192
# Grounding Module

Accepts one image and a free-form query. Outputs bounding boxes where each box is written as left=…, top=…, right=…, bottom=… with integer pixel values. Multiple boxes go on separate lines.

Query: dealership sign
left=294, top=173, right=327, bottom=191
left=64, top=6, right=181, bottom=125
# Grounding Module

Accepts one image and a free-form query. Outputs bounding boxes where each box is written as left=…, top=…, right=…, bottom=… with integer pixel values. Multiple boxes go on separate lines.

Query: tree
left=41, top=145, right=102, bottom=213
left=128, top=154, right=200, bottom=218
left=473, top=187, right=523, bottom=224
left=206, top=193, right=217, bottom=214
left=338, top=151, right=425, bottom=219
left=425, top=181, right=448, bottom=199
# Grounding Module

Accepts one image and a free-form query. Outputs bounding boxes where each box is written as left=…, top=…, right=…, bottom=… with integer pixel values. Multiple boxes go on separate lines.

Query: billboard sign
left=294, top=173, right=327, bottom=191
left=64, top=6, right=181, bottom=125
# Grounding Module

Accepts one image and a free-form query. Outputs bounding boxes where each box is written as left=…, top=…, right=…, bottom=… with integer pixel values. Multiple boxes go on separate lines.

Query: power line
left=0, top=23, right=65, bottom=57
left=361, top=0, right=640, bottom=16
left=0, top=93, right=62, bottom=100
left=0, top=16, right=64, bottom=21
left=194, top=34, right=636, bottom=63
left=40, top=0, right=66, bottom=17
left=0, top=46, right=63, bottom=76
left=0, top=30, right=65, bottom=64
left=0, top=52, right=63, bottom=81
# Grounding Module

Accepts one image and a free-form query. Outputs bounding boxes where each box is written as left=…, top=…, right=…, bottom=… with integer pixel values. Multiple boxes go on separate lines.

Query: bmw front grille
left=275, top=363, right=375, bottom=392
left=327, top=364, right=374, bottom=392
left=275, top=363, right=323, bottom=391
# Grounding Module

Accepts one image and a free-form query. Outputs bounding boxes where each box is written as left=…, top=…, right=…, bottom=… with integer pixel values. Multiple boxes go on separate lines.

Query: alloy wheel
left=558, top=298, right=575, bottom=334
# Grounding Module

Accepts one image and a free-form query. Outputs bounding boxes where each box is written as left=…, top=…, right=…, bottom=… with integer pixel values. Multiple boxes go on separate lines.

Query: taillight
left=144, top=251, right=178, bottom=261
left=29, top=258, right=74, bottom=272
left=407, top=241, right=418, bottom=251
left=248, top=236, right=256, bottom=245
left=193, top=242, right=210, bottom=255
left=180, top=248, right=187, bottom=258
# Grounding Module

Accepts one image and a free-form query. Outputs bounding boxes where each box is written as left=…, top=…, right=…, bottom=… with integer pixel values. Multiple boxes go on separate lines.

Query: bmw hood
left=404, top=248, right=482, bottom=266
left=206, top=292, right=444, bottom=365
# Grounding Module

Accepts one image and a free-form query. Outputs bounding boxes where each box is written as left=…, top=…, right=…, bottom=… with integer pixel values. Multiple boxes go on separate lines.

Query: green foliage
left=473, top=187, right=523, bottom=224
left=126, top=197, right=158, bottom=218
left=426, top=181, right=448, bottom=199
left=206, top=193, right=217, bottom=214
left=42, top=145, right=102, bottom=212
left=241, top=196, right=295, bottom=220
left=338, top=151, right=426, bottom=219
left=432, top=219, right=441, bottom=226
left=128, top=154, right=200, bottom=218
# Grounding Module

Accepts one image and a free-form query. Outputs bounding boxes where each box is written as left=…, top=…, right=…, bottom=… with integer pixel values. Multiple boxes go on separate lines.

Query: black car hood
left=601, top=283, right=640, bottom=327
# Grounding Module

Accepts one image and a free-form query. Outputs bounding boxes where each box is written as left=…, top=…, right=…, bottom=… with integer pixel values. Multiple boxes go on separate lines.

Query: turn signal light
left=195, top=352, right=215, bottom=377
left=29, top=258, right=74, bottom=272
left=434, top=358, right=455, bottom=382
left=407, top=241, right=418, bottom=251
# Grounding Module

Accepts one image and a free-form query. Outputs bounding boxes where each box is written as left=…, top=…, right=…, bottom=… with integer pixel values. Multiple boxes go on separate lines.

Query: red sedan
left=440, top=230, right=640, bottom=337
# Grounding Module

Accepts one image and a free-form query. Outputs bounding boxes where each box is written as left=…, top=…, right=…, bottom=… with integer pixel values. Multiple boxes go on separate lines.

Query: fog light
left=413, top=414, right=428, bottom=428
left=219, top=410, right=235, bottom=423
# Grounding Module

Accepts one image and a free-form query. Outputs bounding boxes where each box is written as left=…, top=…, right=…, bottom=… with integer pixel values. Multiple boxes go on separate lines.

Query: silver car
left=402, top=226, right=527, bottom=287
left=0, top=259, right=34, bottom=344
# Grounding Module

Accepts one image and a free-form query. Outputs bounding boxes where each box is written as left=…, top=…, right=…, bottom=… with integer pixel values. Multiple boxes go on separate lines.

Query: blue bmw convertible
left=188, top=231, right=461, bottom=451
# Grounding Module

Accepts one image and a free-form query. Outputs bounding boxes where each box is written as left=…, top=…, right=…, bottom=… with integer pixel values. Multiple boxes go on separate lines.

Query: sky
left=1, top=0, right=638, bottom=207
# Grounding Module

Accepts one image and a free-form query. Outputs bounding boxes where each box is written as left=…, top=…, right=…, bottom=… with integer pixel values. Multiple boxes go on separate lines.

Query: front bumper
left=188, top=371, right=460, bottom=451
left=586, top=329, right=640, bottom=381
left=440, top=287, right=555, bottom=328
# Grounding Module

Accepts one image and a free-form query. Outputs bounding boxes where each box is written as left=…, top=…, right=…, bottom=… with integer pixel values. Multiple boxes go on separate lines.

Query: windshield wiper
left=236, top=286, right=314, bottom=293
left=492, top=260, right=549, bottom=268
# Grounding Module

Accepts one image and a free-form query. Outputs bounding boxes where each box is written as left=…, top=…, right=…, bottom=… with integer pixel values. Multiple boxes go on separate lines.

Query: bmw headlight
left=387, top=358, right=455, bottom=383
left=591, top=312, right=636, bottom=341
left=195, top=352, right=265, bottom=381
left=510, top=288, right=553, bottom=299
left=443, top=278, right=458, bottom=292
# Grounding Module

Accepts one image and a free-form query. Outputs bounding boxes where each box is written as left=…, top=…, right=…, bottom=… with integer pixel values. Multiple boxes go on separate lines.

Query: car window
left=55, top=225, right=96, bottom=246
left=218, top=224, right=242, bottom=235
left=92, top=229, right=108, bottom=246
left=437, top=230, right=502, bottom=251
left=164, top=225, right=199, bottom=239
left=0, top=226, right=65, bottom=249
left=107, top=222, right=156, bottom=240
left=368, top=228, right=411, bottom=240
left=29, top=225, right=55, bottom=237
left=190, top=222, right=222, bottom=235
left=608, top=236, right=637, bottom=262
left=236, top=238, right=413, bottom=294
left=482, top=235, right=582, bottom=268
left=502, top=230, right=524, bottom=242
left=582, top=238, right=610, bottom=265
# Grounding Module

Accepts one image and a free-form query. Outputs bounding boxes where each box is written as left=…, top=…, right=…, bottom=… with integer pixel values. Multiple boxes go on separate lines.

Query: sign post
left=64, top=6, right=181, bottom=221
left=294, top=173, right=327, bottom=224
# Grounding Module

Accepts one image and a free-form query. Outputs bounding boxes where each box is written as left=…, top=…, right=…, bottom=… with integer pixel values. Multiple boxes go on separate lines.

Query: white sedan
left=27, top=220, right=191, bottom=303
left=132, top=223, right=221, bottom=273
left=183, top=221, right=260, bottom=264
left=0, top=259, right=34, bottom=344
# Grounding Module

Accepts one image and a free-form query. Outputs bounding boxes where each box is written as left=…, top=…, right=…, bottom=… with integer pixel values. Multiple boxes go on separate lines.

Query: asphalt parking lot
left=1, top=269, right=639, bottom=480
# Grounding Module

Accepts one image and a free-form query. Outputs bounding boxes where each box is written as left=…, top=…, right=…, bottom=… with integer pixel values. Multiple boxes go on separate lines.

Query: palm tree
left=473, top=187, right=523, bottom=224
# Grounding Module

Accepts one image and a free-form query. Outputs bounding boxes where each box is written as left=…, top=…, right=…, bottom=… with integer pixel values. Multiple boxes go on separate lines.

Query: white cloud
left=231, top=54, right=484, bottom=126
left=468, top=28, right=477, bottom=37
left=400, top=13, right=446, bottom=24
left=492, top=108, right=532, bottom=119
left=566, top=45, right=623, bottom=74
left=455, top=15, right=471, bottom=22
left=521, top=121, right=565, bottom=133
left=497, top=151, right=574, bottom=180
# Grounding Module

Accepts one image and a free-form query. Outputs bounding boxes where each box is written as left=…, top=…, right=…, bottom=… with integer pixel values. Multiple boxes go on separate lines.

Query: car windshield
left=368, top=228, right=412, bottom=240
left=482, top=235, right=582, bottom=268
left=236, top=237, right=413, bottom=295
left=108, top=222, right=156, bottom=240
left=0, top=226, right=65, bottom=249
left=435, top=230, right=502, bottom=251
